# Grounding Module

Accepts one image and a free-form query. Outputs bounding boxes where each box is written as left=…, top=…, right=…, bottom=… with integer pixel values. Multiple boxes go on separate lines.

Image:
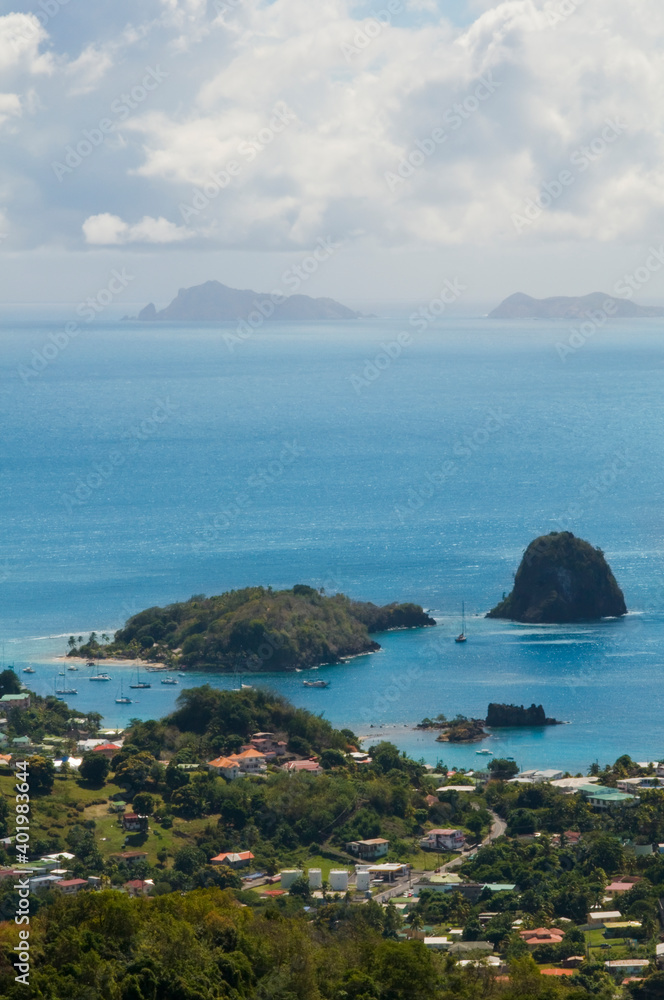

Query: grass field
left=0, top=769, right=212, bottom=867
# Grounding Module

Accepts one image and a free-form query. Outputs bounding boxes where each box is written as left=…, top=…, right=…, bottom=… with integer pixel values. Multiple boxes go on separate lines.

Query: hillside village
left=2, top=680, right=664, bottom=996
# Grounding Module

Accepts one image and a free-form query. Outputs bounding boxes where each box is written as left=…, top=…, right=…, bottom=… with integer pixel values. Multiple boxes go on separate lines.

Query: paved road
left=439, top=810, right=506, bottom=871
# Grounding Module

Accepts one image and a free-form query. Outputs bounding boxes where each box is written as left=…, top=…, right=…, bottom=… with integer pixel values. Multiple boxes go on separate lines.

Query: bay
left=2, top=316, right=664, bottom=772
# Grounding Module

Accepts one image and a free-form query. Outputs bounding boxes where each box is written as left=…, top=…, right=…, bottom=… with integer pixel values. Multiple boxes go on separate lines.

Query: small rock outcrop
left=486, top=703, right=561, bottom=727
left=487, top=532, right=627, bottom=623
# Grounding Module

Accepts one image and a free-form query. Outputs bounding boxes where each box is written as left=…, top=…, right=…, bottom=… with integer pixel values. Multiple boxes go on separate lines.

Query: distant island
left=68, top=585, right=435, bottom=672
left=133, top=280, right=363, bottom=322
left=487, top=531, right=627, bottom=623
left=486, top=703, right=562, bottom=727
left=489, top=291, right=664, bottom=320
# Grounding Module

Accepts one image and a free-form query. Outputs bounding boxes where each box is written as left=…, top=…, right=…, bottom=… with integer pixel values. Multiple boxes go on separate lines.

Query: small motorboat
left=22, top=667, right=35, bottom=674
left=67, top=665, right=79, bottom=671
left=475, top=748, right=493, bottom=755
left=303, top=680, right=330, bottom=688
left=160, top=676, right=178, bottom=685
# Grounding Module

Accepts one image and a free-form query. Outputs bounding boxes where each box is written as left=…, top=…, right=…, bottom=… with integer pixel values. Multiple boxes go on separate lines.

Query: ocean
left=2, top=315, right=664, bottom=772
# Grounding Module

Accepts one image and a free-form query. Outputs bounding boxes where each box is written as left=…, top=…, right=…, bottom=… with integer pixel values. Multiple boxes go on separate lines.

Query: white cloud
left=0, top=13, right=53, bottom=74
left=3, top=0, right=664, bottom=274
left=82, top=213, right=194, bottom=244
left=65, top=45, right=115, bottom=95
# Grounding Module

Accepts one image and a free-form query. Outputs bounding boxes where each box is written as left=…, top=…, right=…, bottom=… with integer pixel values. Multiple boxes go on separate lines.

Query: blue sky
left=1, top=0, right=663, bottom=308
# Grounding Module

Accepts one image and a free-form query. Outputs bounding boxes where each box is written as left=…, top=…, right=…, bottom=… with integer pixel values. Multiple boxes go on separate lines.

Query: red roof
left=56, top=879, right=88, bottom=888
left=125, top=879, right=150, bottom=889
left=210, top=851, right=254, bottom=863
left=541, top=969, right=573, bottom=977
left=93, top=743, right=121, bottom=752
left=261, top=889, right=286, bottom=896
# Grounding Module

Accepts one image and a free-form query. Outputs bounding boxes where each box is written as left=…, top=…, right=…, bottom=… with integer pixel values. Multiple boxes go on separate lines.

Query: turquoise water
left=3, top=317, right=664, bottom=771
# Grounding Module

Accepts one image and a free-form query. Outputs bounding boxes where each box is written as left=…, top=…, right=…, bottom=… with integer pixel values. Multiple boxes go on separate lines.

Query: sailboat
left=455, top=602, right=467, bottom=643
left=55, top=674, right=77, bottom=696
left=115, top=680, right=132, bottom=705
left=129, top=665, right=151, bottom=690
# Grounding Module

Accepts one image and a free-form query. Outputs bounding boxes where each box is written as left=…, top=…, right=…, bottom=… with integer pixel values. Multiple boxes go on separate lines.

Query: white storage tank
left=280, top=869, right=303, bottom=889
left=355, top=871, right=370, bottom=891
left=329, top=869, right=349, bottom=893
left=308, top=868, right=323, bottom=889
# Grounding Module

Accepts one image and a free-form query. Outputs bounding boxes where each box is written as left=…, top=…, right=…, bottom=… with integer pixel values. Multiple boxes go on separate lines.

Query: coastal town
left=2, top=679, right=664, bottom=996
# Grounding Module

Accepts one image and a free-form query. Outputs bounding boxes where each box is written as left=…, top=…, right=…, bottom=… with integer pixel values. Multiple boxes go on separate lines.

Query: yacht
left=115, top=681, right=132, bottom=705
left=160, top=676, right=178, bottom=685
left=22, top=667, right=35, bottom=674
left=129, top=666, right=151, bottom=690
left=455, top=601, right=468, bottom=643
left=303, top=680, right=330, bottom=688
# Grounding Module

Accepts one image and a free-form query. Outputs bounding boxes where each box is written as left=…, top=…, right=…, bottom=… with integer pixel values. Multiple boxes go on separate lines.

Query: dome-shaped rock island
left=487, top=531, right=627, bottom=623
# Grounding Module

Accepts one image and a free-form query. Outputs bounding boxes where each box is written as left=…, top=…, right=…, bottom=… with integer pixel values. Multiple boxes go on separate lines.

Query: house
left=210, top=851, right=255, bottom=869
left=420, top=829, right=465, bottom=852
left=519, top=928, right=565, bottom=948
left=345, top=838, right=389, bottom=861
left=208, top=749, right=267, bottom=776
left=0, top=693, right=30, bottom=710
left=655, top=943, right=664, bottom=969
left=579, top=785, right=638, bottom=809
left=231, top=748, right=267, bottom=773
left=413, top=873, right=465, bottom=895
left=0, top=754, right=12, bottom=768
left=92, top=742, right=122, bottom=759
left=517, top=769, right=564, bottom=783
left=11, top=736, right=32, bottom=749
left=109, top=851, right=149, bottom=866
left=29, top=875, right=63, bottom=892
left=587, top=910, right=622, bottom=925
left=605, top=960, right=651, bottom=978
left=423, top=937, right=451, bottom=950
left=436, top=785, right=475, bottom=793
left=606, top=880, right=640, bottom=897
left=207, top=756, right=241, bottom=780
left=281, top=760, right=323, bottom=775
left=249, top=733, right=287, bottom=757
left=55, top=878, right=89, bottom=894
left=124, top=879, right=154, bottom=897
left=550, top=776, right=599, bottom=793
left=121, top=813, right=149, bottom=833
left=618, top=776, right=662, bottom=792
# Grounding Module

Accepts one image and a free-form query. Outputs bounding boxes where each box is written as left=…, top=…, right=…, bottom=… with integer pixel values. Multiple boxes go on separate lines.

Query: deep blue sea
left=2, top=316, right=664, bottom=772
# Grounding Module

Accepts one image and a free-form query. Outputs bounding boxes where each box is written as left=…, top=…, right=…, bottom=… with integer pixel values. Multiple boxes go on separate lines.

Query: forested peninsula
left=68, top=585, right=435, bottom=672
